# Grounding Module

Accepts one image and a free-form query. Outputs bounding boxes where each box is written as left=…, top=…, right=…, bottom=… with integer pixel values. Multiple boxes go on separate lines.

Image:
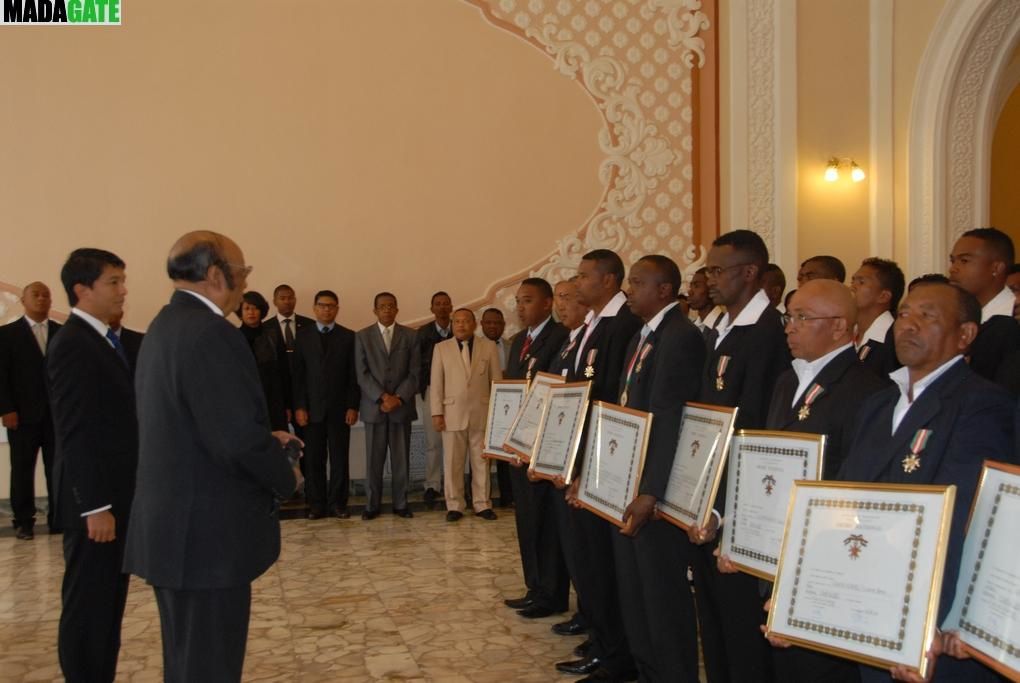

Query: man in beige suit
left=430, top=308, right=502, bottom=522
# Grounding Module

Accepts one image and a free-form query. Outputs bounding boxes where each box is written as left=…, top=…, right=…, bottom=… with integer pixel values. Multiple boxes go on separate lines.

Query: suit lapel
left=785, top=348, right=857, bottom=427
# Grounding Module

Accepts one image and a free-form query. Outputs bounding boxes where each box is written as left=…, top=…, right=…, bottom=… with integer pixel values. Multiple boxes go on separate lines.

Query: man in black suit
left=124, top=231, right=301, bottom=682
left=610, top=255, right=706, bottom=683
left=689, top=229, right=791, bottom=683
left=262, top=283, right=313, bottom=428
left=0, top=281, right=61, bottom=538
left=481, top=307, right=514, bottom=507
left=688, top=267, right=724, bottom=335
left=502, top=277, right=570, bottom=618
left=558, top=250, right=642, bottom=681
left=108, top=309, right=144, bottom=371
left=796, top=254, right=846, bottom=285
left=948, top=227, right=1019, bottom=387
left=292, top=290, right=360, bottom=519
left=47, top=249, right=136, bottom=683
left=416, top=291, right=452, bottom=508
left=850, top=257, right=905, bottom=377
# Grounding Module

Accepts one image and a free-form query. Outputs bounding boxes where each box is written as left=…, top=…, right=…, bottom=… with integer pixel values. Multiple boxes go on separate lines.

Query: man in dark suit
left=123, top=231, right=300, bottom=682
left=500, top=278, right=569, bottom=619
left=108, top=309, right=144, bottom=371
left=797, top=254, right=846, bottom=285
left=558, top=250, right=642, bottom=681
left=292, top=290, right=360, bottom=519
left=689, top=229, right=791, bottom=683
left=948, top=227, right=1019, bottom=387
left=0, top=280, right=61, bottom=538
left=415, top=291, right=452, bottom=508
left=261, top=283, right=313, bottom=428
left=47, top=249, right=136, bottom=683
left=354, top=292, right=420, bottom=519
left=850, top=257, right=904, bottom=377
left=688, top=266, right=724, bottom=335
left=610, top=255, right=706, bottom=683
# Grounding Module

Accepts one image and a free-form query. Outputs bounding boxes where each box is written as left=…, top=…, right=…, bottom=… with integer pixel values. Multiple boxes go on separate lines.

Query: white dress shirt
left=691, top=305, right=724, bottom=332
left=575, top=290, right=628, bottom=371
left=981, top=286, right=1015, bottom=323
left=888, top=355, right=963, bottom=434
left=790, top=343, right=853, bottom=406
left=23, top=316, right=51, bottom=354
left=856, top=310, right=894, bottom=349
left=714, top=289, right=770, bottom=348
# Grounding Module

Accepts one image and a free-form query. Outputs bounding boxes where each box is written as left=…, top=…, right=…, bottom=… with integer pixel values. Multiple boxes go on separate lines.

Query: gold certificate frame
left=528, top=381, right=591, bottom=485
left=481, top=380, right=529, bottom=463
left=720, top=429, right=826, bottom=580
left=767, top=481, right=955, bottom=679
left=502, top=371, right=564, bottom=462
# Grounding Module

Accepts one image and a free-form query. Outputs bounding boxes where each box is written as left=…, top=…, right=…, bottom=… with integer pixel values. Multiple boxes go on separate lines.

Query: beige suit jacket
left=429, top=336, right=502, bottom=432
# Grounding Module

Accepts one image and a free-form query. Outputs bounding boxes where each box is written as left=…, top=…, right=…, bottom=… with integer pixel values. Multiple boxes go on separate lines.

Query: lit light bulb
left=824, top=161, right=839, bottom=182
left=851, top=163, right=866, bottom=183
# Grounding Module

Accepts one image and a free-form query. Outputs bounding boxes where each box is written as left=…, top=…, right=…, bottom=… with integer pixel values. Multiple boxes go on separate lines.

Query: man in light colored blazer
left=354, top=292, right=420, bottom=519
left=430, top=308, right=502, bottom=521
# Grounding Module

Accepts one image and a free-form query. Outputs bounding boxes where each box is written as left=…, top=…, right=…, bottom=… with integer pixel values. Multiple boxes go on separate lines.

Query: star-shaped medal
left=584, top=365, right=595, bottom=378
left=797, top=405, right=810, bottom=421
left=902, top=453, right=921, bottom=474
left=715, top=377, right=725, bottom=391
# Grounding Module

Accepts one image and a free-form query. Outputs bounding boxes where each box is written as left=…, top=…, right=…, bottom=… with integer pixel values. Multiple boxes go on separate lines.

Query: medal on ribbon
left=620, top=343, right=652, bottom=407
left=797, top=383, right=825, bottom=421
left=561, top=337, right=578, bottom=360
left=634, top=343, right=652, bottom=375
left=525, top=357, right=537, bottom=382
left=583, top=348, right=597, bottom=378
left=901, top=429, right=933, bottom=474
left=715, top=355, right=731, bottom=391
left=858, top=345, right=872, bottom=361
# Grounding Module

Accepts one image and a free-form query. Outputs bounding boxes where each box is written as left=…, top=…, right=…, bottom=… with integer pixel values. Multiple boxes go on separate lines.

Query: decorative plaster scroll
left=745, top=0, right=775, bottom=254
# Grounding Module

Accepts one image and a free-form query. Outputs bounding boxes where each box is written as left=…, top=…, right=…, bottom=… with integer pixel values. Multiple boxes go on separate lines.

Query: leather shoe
left=394, top=508, right=413, bottom=518
left=476, top=509, right=497, bottom=520
left=517, top=605, right=556, bottom=619
left=552, top=618, right=586, bottom=636
left=307, top=510, right=325, bottom=520
left=15, top=526, right=33, bottom=541
left=555, top=656, right=602, bottom=675
left=573, top=639, right=592, bottom=657
left=446, top=511, right=463, bottom=522
left=503, top=595, right=533, bottom=609
left=361, top=510, right=379, bottom=520
left=333, top=508, right=350, bottom=519
left=423, top=487, right=438, bottom=509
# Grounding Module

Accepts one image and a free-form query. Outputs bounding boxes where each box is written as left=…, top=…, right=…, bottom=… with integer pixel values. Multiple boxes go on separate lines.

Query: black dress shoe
left=573, top=638, right=592, bottom=657
left=503, top=595, right=534, bottom=609
left=517, top=605, right=556, bottom=619
left=446, top=511, right=463, bottom=522
left=552, top=618, right=586, bottom=636
left=361, top=510, right=379, bottom=520
left=15, top=526, right=34, bottom=541
left=555, top=656, right=603, bottom=675
left=333, top=508, right=350, bottom=519
left=394, top=508, right=413, bottom=518
left=307, top=510, right=325, bottom=520
left=476, top=508, right=497, bottom=520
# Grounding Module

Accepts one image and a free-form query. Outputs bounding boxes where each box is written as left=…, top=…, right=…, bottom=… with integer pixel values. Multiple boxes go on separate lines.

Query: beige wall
left=992, top=84, right=1020, bottom=247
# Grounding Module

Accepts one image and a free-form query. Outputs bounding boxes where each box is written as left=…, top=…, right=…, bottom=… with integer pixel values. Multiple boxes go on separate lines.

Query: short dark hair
left=452, top=307, right=476, bottom=321
left=314, top=289, right=339, bottom=304
left=802, top=255, right=846, bottom=283
left=241, top=291, right=270, bottom=319
left=167, top=238, right=236, bottom=289
left=273, top=284, right=294, bottom=297
left=908, top=273, right=949, bottom=291
left=712, top=229, right=769, bottom=275
left=60, top=248, right=125, bottom=307
left=374, top=291, right=397, bottom=308
left=910, top=281, right=982, bottom=326
left=861, top=258, right=906, bottom=312
left=520, top=277, right=554, bottom=299
left=431, top=291, right=451, bottom=305
left=581, top=249, right=626, bottom=287
left=482, top=307, right=504, bottom=318
left=637, top=255, right=682, bottom=298
left=961, top=227, right=1015, bottom=265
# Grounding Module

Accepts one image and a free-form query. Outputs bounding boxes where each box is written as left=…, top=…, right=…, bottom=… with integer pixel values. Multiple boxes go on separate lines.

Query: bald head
left=20, top=281, right=52, bottom=322
left=783, top=279, right=856, bottom=361
left=166, top=230, right=248, bottom=316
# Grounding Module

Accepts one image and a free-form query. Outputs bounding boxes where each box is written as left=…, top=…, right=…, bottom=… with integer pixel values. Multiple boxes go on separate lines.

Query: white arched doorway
left=908, top=0, right=1020, bottom=275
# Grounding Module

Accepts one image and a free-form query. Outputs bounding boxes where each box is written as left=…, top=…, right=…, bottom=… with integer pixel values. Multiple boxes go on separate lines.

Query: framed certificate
left=658, top=402, right=738, bottom=531
left=503, top=372, right=564, bottom=462
left=576, top=401, right=652, bottom=527
left=482, top=380, right=529, bottom=462
left=943, top=460, right=1020, bottom=681
left=719, top=430, right=826, bottom=580
left=767, top=481, right=956, bottom=679
left=529, top=382, right=591, bottom=484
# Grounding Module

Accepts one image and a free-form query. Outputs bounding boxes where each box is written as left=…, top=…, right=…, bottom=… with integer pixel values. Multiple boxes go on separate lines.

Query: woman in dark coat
left=238, top=291, right=288, bottom=431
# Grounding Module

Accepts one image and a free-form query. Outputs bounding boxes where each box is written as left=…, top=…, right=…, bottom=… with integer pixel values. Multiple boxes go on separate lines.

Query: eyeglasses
left=224, top=262, right=253, bottom=277
left=705, top=263, right=753, bottom=278
left=781, top=313, right=843, bottom=327
left=314, top=302, right=338, bottom=309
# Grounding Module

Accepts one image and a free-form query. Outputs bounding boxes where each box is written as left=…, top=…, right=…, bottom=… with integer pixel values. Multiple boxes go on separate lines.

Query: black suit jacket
left=857, top=322, right=900, bottom=377
left=547, top=327, right=585, bottom=377
left=118, top=327, right=144, bottom=371
left=291, top=323, right=360, bottom=423
left=839, top=359, right=1016, bottom=625
left=261, top=313, right=312, bottom=410
left=617, top=306, right=705, bottom=499
left=0, top=317, right=62, bottom=424
left=505, top=318, right=569, bottom=381
left=124, top=291, right=296, bottom=590
left=766, top=347, right=890, bottom=478
left=415, top=321, right=451, bottom=396
left=47, top=314, right=137, bottom=527
left=969, top=314, right=1020, bottom=387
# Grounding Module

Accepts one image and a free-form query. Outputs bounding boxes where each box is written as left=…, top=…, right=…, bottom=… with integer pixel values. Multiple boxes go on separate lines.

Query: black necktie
left=319, top=326, right=330, bottom=351
left=283, top=318, right=295, bottom=350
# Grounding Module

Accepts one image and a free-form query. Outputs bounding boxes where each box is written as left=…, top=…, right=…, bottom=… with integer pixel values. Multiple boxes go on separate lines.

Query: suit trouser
left=526, top=479, right=569, bottom=611
left=612, top=520, right=700, bottom=683
left=8, top=418, right=55, bottom=529
left=365, top=418, right=411, bottom=512
left=773, top=645, right=861, bottom=683
left=153, top=583, right=251, bottom=683
left=441, top=425, right=491, bottom=512
left=302, top=418, right=351, bottom=512
left=59, top=522, right=130, bottom=683
left=552, top=490, right=590, bottom=629
left=509, top=464, right=538, bottom=597
left=570, top=507, right=633, bottom=676
left=495, top=460, right=513, bottom=506
left=418, top=390, right=443, bottom=491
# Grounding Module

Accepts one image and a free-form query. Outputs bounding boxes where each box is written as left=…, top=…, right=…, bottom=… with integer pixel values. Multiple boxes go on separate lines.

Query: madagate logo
left=3, top=0, right=121, bottom=24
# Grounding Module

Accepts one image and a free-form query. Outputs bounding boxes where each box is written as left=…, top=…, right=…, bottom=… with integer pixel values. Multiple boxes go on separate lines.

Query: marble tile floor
left=0, top=510, right=633, bottom=682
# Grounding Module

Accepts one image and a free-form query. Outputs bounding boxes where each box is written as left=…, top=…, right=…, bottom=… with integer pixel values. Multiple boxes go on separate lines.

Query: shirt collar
left=859, top=310, right=895, bottom=348
left=435, top=321, right=451, bottom=337
left=528, top=316, right=551, bottom=339
left=717, top=289, right=770, bottom=331
left=22, top=315, right=49, bottom=329
left=595, top=290, right=628, bottom=318
left=377, top=321, right=395, bottom=334
left=889, top=355, right=963, bottom=403
left=179, top=289, right=224, bottom=316
left=642, top=301, right=679, bottom=337
left=568, top=325, right=585, bottom=342
left=70, top=307, right=110, bottom=339
left=982, top=286, right=1015, bottom=323
left=791, top=342, right=853, bottom=387
left=317, top=323, right=335, bottom=333
left=277, top=312, right=295, bottom=324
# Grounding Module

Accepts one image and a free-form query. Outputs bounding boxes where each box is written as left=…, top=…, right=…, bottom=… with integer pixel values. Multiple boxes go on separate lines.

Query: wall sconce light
left=824, top=157, right=866, bottom=183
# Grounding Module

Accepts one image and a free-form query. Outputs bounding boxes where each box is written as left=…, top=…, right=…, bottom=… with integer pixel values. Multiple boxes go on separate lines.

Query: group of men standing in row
left=495, top=227, right=1018, bottom=683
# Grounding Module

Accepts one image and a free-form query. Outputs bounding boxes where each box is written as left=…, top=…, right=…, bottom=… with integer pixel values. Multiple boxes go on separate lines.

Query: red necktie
left=519, top=334, right=532, bottom=362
